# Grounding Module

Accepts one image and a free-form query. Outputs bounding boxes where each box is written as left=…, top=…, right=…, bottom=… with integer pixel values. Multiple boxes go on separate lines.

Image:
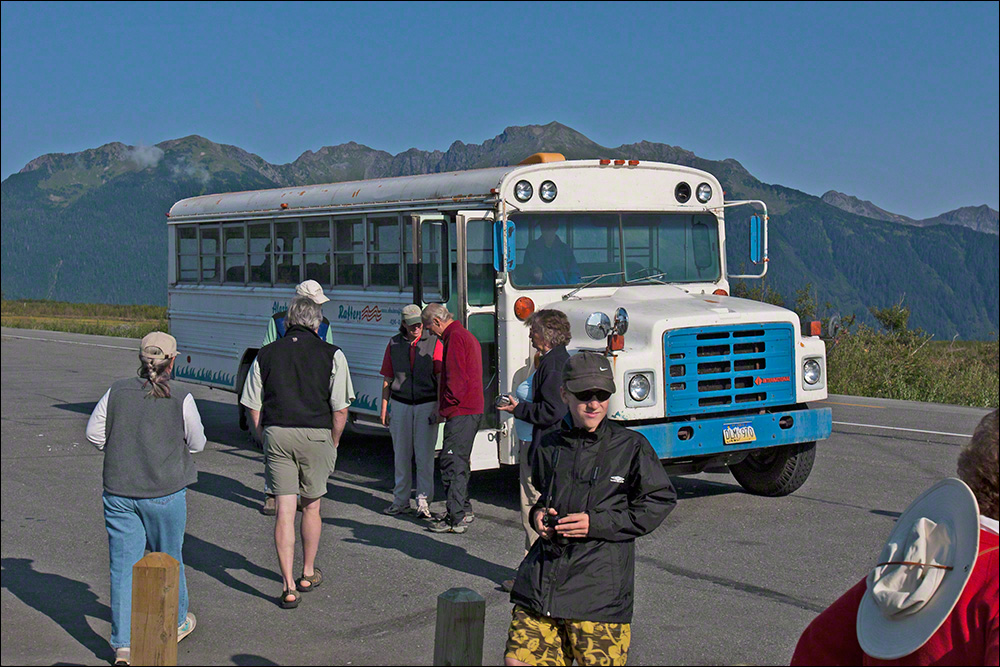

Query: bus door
left=412, top=210, right=502, bottom=469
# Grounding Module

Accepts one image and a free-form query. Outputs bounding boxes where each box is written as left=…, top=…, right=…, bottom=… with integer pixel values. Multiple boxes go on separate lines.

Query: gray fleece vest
left=103, top=377, right=196, bottom=498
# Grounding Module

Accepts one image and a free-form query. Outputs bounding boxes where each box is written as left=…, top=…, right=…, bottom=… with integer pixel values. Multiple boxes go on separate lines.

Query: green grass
left=1, top=299, right=167, bottom=339
left=827, top=326, right=999, bottom=408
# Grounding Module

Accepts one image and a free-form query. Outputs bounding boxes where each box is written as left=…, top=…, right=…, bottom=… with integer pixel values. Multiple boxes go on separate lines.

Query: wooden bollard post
left=433, top=587, right=485, bottom=666
left=131, top=552, right=179, bottom=666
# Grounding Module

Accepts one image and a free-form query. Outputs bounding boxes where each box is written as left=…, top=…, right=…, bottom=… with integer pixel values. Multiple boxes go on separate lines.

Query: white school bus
left=167, top=153, right=832, bottom=495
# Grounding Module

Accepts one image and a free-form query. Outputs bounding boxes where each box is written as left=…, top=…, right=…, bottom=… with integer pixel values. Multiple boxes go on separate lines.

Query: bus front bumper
left=630, top=407, right=833, bottom=461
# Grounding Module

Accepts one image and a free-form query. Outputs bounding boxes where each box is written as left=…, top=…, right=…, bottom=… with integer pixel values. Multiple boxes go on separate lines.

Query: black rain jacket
left=509, top=417, right=677, bottom=623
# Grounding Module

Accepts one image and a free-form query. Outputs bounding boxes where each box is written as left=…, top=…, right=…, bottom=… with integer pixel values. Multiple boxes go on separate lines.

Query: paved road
left=1, top=327, right=993, bottom=666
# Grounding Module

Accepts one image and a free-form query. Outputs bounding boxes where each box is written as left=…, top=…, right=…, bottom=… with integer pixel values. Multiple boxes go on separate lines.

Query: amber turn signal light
left=514, top=297, right=535, bottom=321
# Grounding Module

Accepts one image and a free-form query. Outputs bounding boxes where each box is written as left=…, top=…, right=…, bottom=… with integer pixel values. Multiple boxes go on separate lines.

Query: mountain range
left=1, top=122, right=997, bottom=339
left=820, top=191, right=998, bottom=234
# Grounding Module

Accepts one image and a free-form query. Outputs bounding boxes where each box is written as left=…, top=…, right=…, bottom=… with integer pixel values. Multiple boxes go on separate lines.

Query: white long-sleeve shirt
left=86, top=388, right=207, bottom=453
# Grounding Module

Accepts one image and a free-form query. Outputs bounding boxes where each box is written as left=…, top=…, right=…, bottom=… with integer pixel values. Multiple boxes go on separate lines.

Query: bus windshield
left=509, top=212, right=721, bottom=288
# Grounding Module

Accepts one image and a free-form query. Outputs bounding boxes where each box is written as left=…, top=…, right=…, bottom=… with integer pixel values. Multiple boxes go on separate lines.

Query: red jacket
left=438, top=320, right=483, bottom=418
left=791, top=527, right=999, bottom=666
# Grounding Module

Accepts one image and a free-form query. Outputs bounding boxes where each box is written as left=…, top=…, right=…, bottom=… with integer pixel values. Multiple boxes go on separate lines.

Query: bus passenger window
left=368, top=216, right=401, bottom=288
left=274, top=221, right=301, bottom=284
left=200, top=226, right=220, bottom=283
left=249, top=223, right=272, bottom=284
left=224, top=225, right=246, bottom=283
left=177, top=226, right=199, bottom=283
left=334, top=218, right=363, bottom=287
left=303, top=219, right=331, bottom=286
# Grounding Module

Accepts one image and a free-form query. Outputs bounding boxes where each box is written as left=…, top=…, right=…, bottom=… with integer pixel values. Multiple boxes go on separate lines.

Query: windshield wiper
left=562, top=271, right=624, bottom=300
left=625, top=271, right=668, bottom=285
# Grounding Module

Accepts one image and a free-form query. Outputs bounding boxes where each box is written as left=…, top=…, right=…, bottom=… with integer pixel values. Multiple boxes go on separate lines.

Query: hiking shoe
left=500, top=578, right=515, bottom=593
left=114, top=647, right=131, bottom=666
left=260, top=496, right=276, bottom=516
left=177, top=612, right=196, bottom=642
left=415, top=499, right=432, bottom=520
left=383, top=503, right=410, bottom=516
left=432, top=510, right=475, bottom=523
left=428, top=520, right=467, bottom=534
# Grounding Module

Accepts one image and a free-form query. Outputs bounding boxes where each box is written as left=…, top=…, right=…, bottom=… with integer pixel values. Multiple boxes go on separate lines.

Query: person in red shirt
left=791, top=409, right=999, bottom=666
left=378, top=304, right=443, bottom=519
left=421, top=303, right=483, bottom=534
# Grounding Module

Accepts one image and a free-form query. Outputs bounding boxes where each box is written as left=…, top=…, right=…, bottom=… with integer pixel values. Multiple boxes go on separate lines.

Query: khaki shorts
left=504, top=605, right=630, bottom=666
left=263, top=426, right=336, bottom=499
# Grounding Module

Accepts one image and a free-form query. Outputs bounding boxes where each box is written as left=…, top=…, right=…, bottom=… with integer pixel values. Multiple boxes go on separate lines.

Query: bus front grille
left=663, top=324, right=795, bottom=417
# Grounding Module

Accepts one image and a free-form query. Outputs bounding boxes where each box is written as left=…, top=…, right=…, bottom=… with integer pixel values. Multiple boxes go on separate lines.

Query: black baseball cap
left=562, top=351, right=616, bottom=394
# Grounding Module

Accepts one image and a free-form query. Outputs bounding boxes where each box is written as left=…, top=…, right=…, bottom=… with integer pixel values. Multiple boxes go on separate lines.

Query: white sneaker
left=416, top=498, right=432, bottom=519
left=114, top=647, right=131, bottom=666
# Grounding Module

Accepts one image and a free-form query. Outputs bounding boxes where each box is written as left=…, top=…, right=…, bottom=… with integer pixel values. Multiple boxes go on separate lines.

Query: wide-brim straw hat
left=856, top=477, right=981, bottom=659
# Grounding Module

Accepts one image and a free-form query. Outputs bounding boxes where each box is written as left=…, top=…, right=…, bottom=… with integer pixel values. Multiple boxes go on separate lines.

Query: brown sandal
left=297, top=567, right=323, bottom=592
left=279, top=588, right=301, bottom=608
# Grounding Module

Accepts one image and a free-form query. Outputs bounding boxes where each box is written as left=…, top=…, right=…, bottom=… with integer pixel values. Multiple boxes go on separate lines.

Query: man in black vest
left=256, top=279, right=335, bottom=516
left=240, top=297, right=355, bottom=609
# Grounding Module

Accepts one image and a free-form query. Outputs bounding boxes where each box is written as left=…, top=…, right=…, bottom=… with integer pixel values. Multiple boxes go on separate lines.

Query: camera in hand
left=542, top=512, right=568, bottom=545
left=495, top=394, right=512, bottom=408
left=541, top=512, right=563, bottom=528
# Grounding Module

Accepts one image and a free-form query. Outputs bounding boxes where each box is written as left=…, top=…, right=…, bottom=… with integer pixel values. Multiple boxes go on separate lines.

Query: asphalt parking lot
left=2, top=328, right=992, bottom=665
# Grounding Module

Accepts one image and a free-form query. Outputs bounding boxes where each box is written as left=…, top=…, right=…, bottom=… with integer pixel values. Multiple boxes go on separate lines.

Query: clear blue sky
left=2, top=1, right=997, bottom=219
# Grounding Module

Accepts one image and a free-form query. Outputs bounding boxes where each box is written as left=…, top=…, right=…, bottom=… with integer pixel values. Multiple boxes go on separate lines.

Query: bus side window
left=334, top=218, right=364, bottom=287
left=249, top=223, right=272, bottom=284
left=177, top=226, right=199, bottom=283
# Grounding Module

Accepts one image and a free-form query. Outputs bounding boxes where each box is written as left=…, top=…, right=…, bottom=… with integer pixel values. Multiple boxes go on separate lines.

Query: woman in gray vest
left=85, top=332, right=206, bottom=666
left=379, top=304, right=443, bottom=519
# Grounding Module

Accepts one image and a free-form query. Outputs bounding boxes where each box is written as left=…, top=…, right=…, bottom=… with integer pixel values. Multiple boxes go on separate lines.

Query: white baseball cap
left=856, top=478, right=981, bottom=659
left=296, top=280, right=329, bottom=304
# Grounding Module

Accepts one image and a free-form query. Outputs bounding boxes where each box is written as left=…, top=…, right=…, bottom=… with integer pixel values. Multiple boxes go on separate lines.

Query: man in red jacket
left=791, top=409, right=999, bottom=666
left=422, top=303, right=483, bottom=535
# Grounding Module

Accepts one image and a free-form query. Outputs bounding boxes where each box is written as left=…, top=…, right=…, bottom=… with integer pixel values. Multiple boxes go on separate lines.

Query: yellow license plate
left=723, top=421, right=757, bottom=445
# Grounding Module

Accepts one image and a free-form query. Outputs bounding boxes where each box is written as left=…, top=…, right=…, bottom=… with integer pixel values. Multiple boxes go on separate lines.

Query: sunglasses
left=571, top=389, right=612, bottom=403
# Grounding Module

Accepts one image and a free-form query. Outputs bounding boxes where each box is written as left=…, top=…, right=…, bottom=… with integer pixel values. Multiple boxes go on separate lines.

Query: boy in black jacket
left=505, top=352, right=677, bottom=666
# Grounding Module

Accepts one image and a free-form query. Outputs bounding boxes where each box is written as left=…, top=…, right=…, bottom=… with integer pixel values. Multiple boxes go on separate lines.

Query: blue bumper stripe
left=631, top=407, right=833, bottom=460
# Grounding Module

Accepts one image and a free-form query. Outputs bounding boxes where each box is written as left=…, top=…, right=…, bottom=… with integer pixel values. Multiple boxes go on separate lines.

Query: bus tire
left=728, top=441, right=816, bottom=497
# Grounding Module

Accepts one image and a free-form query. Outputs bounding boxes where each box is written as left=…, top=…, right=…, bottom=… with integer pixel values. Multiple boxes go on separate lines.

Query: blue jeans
left=104, top=489, right=188, bottom=649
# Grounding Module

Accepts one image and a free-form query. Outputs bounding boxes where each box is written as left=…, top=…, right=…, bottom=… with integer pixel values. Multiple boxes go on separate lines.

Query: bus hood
left=549, top=285, right=802, bottom=350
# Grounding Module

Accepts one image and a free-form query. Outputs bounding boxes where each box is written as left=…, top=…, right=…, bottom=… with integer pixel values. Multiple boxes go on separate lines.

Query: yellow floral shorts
left=504, top=605, right=631, bottom=666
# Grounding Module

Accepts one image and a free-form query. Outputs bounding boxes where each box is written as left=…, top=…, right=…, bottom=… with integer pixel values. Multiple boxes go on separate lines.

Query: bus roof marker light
left=539, top=181, right=557, bottom=203
left=280, top=203, right=289, bottom=209
left=614, top=159, right=625, bottom=166
left=675, top=182, right=692, bottom=204
left=514, top=180, right=533, bottom=202
left=696, top=183, right=713, bottom=203
left=628, top=160, right=639, bottom=166
left=599, top=159, right=611, bottom=165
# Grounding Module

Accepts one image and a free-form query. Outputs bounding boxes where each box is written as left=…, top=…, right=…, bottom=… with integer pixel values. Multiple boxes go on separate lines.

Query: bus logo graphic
left=723, top=421, right=757, bottom=445
left=754, top=375, right=790, bottom=385
left=338, top=304, right=382, bottom=322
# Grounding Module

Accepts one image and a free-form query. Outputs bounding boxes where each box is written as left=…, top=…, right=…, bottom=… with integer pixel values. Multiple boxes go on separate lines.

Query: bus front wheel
left=728, top=442, right=816, bottom=497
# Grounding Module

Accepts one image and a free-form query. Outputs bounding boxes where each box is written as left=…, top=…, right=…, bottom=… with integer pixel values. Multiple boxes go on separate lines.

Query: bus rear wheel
left=728, top=442, right=816, bottom=497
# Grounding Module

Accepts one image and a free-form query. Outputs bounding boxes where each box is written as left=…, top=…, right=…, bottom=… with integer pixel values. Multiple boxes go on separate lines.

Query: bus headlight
left=803, top=358, right=822, bottom=385
left=696, top=183, right=713, bottom=203
left=628, top=373, right=651, bottom=401
left=585, top=312, right=612, bottom=339
left=539, top=181, right=557, bottom=202
left=515, top=180, right=533, bottom=202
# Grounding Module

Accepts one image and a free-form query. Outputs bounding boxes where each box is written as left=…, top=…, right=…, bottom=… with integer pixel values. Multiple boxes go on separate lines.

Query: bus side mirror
left=750, top=215, right=764, bottom=264
left=493, top=220, right=516, bottom=271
